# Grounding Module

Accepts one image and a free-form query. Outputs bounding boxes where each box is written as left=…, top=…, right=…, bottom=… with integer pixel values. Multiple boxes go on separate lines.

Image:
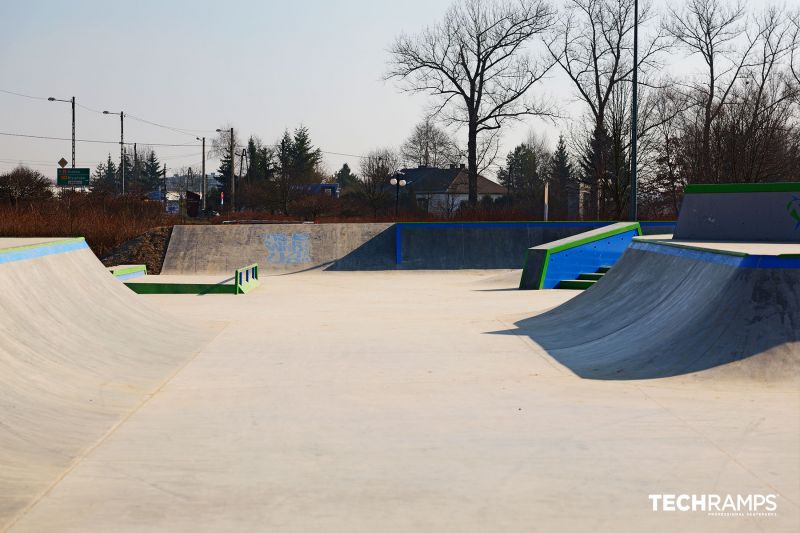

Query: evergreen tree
left=290, top=126, right=323, bottom=185
left=115, top=151, right=134, bottom=194
left=549, top=135, right=575, bottom=220
left=580, top=126, right=612, bottom=220
left=276, top=130, right=293, bottom=214
left=334, top=163, right=358, bottom=191
left=497, top=143, right=547, bottom=215
left=90, top=155, right=119, bottom=194
left=140, top=150, right=162, bottom=193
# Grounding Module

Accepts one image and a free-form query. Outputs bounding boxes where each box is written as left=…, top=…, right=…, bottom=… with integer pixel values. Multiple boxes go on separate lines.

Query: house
left=393, top=164, right=506, bottom=214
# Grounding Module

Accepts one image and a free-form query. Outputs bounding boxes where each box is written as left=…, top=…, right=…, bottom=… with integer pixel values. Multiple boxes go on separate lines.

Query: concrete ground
left=8, top=270, right=799, bottom=532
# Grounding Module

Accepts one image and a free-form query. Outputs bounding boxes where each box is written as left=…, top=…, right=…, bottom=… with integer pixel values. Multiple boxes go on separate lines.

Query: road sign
left=58, top=158, right=69, bottom=168
left=56, top=168, right=90, bottom=187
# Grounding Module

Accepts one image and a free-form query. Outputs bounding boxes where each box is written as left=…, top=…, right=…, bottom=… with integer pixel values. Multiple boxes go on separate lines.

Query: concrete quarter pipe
left=514, top=239, right=800, bottom=381
left=0, top=238, right=216, bottom=528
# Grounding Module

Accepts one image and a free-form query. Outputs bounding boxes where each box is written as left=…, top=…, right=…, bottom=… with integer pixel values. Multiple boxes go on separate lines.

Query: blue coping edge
left=393, top=221, right=674, bottom=266
left=0, top=239, right=88, bottom=265
left=115, top=270, right=147, bottom=281
left=542, top=229, right=640, bottom=288
left=630, top=241, right=800, bottom=268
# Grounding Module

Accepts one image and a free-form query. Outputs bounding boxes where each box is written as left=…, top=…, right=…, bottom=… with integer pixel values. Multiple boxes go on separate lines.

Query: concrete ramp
left=0, top=238, right=214, bottom=527
left=675, top=182, right=800, bottom=241
left=513, top=239, right=800, bottom=381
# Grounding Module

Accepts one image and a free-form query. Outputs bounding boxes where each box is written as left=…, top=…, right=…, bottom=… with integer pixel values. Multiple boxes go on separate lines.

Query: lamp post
left=197, top=136, right=206, bottom=213
left=48, top=96, right=75, bottom=168
left=390, top=171, right=406, bottom=218
left=216, top=127, right=234, bottom=211
left=629, top=0, right=639, bottom=221
left=103, top=110, right=125, bottom=194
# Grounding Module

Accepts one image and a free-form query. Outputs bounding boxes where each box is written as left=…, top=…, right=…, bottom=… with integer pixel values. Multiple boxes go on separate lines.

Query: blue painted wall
left=542, top=229, right=640, bottom=289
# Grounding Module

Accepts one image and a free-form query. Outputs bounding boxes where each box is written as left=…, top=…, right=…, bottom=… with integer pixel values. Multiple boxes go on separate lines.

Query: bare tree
left=387, top=0, right=556, bottom=206
left=357, top=149, right=398, bottom=218
left=666, top=0, right=758, bottom=182
left=546, top=0, right=669, bottom=218
left=401, top=118, right=459, bottom=168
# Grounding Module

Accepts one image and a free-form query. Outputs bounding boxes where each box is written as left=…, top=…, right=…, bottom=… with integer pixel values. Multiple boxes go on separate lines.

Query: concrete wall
left=162, top=222, right=676, bottom=274
left=397, top=222, right=673, bottom=270
left=675, top=188, right=800, bottom=242
left=162, top=223, right=396, bottom=274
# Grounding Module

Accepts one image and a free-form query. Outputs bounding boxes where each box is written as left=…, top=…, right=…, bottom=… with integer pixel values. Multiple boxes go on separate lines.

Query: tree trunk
left=467, top=120, right=478, bottom=207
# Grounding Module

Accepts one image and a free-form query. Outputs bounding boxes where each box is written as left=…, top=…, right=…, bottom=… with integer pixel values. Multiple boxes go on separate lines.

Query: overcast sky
left=0, top=0, right=780, bottom=178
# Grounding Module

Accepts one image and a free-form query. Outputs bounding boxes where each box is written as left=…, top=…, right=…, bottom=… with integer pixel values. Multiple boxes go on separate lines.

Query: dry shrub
left=0, top=192, right=178, bottom=257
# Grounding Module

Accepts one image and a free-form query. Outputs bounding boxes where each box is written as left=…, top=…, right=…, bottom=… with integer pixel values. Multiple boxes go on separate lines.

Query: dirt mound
left=101, top=226, right=173, bottom=274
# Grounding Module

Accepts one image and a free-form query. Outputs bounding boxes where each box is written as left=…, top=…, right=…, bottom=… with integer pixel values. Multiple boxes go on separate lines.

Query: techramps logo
left=788, top=195, right=800, bottom=230
left=649, top=493, right=779, bottom=518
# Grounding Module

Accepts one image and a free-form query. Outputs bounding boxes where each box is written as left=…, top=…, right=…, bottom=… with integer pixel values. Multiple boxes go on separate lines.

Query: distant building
left=394, top=164, right=505, bottom=214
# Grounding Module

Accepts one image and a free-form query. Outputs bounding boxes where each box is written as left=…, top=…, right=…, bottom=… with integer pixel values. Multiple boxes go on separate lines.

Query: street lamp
left=390, top=171, right=406, bottom=218
left=103, top=110, right=125, bottom=194
left=48, top=96, right=75, bottom=168
left=216, top=127, right=234, bottom=211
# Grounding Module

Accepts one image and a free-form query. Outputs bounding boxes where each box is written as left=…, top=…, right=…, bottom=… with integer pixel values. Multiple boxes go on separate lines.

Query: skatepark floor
left=8, top=270, right=799, bottom=532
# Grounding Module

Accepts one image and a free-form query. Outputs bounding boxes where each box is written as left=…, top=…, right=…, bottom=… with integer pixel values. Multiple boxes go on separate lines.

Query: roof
left=396, top=166, right=505, bottom=195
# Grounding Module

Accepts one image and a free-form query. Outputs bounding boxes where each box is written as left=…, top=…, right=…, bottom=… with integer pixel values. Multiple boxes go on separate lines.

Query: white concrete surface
left=6, top=269, right=798, bottom=532
left=0, top=246, right=219, bottom=528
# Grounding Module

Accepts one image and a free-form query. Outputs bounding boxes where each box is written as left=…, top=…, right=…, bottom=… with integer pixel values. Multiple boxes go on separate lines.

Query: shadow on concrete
left=487, top=252, right=800, bottom=381
left=324, top=226, right=397, bottom=271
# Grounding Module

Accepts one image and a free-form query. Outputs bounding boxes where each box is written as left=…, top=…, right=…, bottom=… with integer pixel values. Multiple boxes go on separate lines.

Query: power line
left=2, top=88, right=216, bottom=137
left=0, top=88, right=49, bottom=101
left=0, top=131, right=198, bottom=147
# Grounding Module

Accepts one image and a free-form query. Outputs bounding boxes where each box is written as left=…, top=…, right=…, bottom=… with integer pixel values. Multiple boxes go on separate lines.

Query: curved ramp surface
left=0, top=239, right=214, bottom=527
left=514, top=241, right=800, bottom=381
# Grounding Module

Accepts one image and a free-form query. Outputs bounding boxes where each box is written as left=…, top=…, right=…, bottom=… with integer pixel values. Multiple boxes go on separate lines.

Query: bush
left=0, top=166, right=53, bottom=206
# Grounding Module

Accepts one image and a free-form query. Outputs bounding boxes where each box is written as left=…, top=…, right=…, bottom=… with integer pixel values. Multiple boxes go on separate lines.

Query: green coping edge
left=631, top=237, right=749, bottom=257
left=234, top=263, right=260, bottom=294
left=0, top=237, right=85, bottom=255
left=125, top=282, right=235, bottom=295
left=547, top=222, right=641, bottom=255
left=109, top=265, right=147, bottom=276
left=684, top=182, right=800, bottom=194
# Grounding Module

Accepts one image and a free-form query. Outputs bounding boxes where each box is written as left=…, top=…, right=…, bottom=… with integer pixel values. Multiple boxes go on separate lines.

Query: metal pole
left=71, top=97, right=75, bottom=168
left=120, top=112, right=125, bottom=194
left=395, top=182, right=400, bottom=217
left=201, top=137, right=206, bottom=212
left=229, top=127, right=235, bottom=212
left=630, top=0, right=639, bottom=221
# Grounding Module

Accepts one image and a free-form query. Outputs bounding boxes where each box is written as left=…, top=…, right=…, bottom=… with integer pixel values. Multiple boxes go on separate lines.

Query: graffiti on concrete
left=262, top=233, right=312, bottom=264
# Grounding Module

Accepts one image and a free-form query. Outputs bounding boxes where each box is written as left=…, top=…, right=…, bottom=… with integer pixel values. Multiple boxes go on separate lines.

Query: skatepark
left=1, top=183, right=799, bottom=532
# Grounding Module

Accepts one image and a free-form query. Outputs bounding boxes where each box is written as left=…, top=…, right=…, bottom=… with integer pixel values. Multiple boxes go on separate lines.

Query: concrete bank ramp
left=512, top=240, right=800, bottom=382
left=0, top=238, right=215, bottom=527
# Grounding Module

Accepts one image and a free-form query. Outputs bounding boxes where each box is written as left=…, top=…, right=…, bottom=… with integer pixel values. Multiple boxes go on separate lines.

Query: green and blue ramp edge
left=123, top=264, right=260, bottom=295
left=107, top=264, right=148, bottom=281
left=519, top=222, right=642, bottom=290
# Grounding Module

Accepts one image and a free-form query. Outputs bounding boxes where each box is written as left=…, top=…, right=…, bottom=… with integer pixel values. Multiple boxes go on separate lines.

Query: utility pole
left=103, top=110, right=125, bottom=193
left=162, top=164, right=168, bottom=211
left=629, top=0, right=639, bottom=221
left=239, top=148, right=246, bottom=188
left=71, top=97, right=75, bottom=168
left=198, top=137, right=206, bottom=213
left=229, top=127, right=235, bottom=212
left=133, top=143, right=138, bottom=190
left=47, top=96, right=76, bottom=167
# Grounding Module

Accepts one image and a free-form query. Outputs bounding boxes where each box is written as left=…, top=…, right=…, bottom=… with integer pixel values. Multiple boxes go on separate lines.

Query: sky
left=0, top=0, right=781, bottom=179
